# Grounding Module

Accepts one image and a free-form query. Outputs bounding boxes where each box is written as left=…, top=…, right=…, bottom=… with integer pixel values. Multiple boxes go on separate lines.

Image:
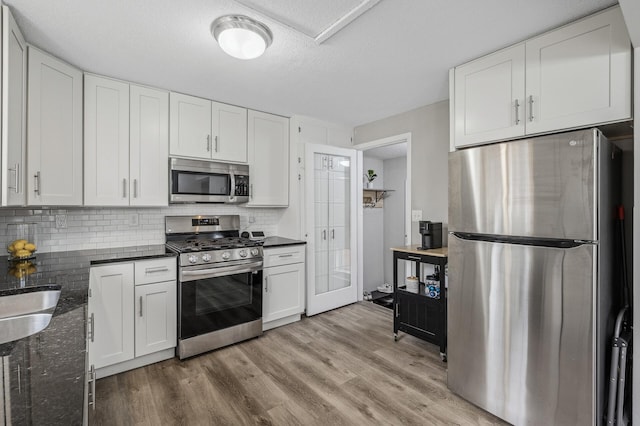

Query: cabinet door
left=454, top=44, right=525, bottom=147
left=130, top=85, right=169, bottom=206
left=84, top=75, right=130, bottom=206
left=247, top=110, right=289, bottom=206
left=88, top=263, right=135, bottom=369
left=263, top=263, right=305, bottom=323
left=169, top=92, right=211, bottom=159
left=212, top=101, right=247, bottom=163
left=134, top=280, right=177, bottom=357
left=525, top=6, right=631, bottom=134
left=1, top=6, right=26, bottom=206
left=27, top=47, right=83, bottom=205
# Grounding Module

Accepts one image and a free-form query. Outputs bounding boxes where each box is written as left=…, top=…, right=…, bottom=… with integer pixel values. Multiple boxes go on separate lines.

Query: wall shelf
left=363, top=189, right=394, bottom=208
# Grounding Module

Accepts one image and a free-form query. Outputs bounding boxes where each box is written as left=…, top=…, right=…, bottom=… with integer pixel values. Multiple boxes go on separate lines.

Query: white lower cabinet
left=88, top=258, right=176, bottom=378
left=135, top=280, right=177, bottom=357
left=262, top=244, right=305, bottom=331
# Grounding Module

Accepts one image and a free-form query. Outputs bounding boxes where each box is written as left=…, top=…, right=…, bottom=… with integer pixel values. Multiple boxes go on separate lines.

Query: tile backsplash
left=0, top=204, right=285, bottom=253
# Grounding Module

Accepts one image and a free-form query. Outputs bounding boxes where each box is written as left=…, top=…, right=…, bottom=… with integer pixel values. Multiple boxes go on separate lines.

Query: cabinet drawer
left=135, top=258, right=177, bottom=285
left=263, top=245, right=305, bottom=268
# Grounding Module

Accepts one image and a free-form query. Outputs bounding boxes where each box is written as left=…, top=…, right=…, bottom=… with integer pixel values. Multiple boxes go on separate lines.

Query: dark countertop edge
left=263, top=236, right=307, bottom=248
left=90, top=251, right=176, bottom=265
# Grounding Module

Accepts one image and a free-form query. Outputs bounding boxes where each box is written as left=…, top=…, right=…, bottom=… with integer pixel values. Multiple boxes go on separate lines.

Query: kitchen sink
left=0, top=313, right=53, bottom=344
left=0, top=285, right=61, bottom=319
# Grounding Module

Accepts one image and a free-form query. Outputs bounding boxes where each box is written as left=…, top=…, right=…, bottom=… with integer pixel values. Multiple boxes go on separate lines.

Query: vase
left=365, top=181, right=373, bottom=189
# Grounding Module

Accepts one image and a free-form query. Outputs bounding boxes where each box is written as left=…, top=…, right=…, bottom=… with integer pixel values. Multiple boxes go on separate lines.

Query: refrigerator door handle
left=450, top=232, right=590, bottom=248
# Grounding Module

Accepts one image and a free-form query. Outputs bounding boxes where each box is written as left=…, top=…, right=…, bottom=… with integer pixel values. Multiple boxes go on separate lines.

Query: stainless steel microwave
left=169, top=158, right=249, bottom=204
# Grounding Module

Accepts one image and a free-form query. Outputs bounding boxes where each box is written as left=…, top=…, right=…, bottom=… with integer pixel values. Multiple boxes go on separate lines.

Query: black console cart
left=391, top=245, right=448, bottom=361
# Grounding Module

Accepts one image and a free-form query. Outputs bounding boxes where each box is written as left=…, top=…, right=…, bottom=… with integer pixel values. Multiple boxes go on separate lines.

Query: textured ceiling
left=5, top=0, right=619, bottom=127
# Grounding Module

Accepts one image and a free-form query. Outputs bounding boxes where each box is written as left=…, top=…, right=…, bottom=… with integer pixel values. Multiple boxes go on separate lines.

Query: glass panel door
left=306, top=145, right=357, bottom=316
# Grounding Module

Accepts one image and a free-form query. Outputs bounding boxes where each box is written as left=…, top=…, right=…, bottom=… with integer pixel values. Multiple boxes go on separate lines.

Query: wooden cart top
left=390, top=245, right=448, bottom=258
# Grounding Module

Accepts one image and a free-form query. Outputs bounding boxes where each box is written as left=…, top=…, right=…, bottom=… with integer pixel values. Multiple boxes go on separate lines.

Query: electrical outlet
left=55, top=215, right=67, bottom=229
left=129, top=214, right=139, bottom=226
left=411, top=210, right=422, bottom=222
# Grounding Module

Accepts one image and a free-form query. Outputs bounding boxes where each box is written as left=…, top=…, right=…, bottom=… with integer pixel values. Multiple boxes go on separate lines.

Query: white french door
left=305, top=144, right=357, bottom=316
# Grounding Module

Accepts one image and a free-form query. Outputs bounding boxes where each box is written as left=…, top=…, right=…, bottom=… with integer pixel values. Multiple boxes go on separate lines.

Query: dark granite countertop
left=0, top=245, right=175, bottom=426
left=263, top=236, right=306, bottom=248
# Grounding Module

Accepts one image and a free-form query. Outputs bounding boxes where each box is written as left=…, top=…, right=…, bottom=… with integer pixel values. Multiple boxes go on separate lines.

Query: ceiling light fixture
left=211, top=15, right=273, bottom=60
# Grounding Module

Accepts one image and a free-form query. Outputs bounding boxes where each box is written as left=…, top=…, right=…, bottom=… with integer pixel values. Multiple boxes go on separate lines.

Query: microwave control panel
left=235, top=175, right=249, bottom=196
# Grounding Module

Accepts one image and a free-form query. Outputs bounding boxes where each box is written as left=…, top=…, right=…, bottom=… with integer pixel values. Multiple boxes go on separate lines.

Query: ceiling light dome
left=211, top=15, right=273, bottom=60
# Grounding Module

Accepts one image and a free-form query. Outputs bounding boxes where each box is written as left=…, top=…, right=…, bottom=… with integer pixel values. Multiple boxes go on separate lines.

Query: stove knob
left=239, top=249, right=247, bottom=258
left=188, top=254, right=198, bottom=264
left=222, top=251, right=231, bottom=260
left=250, top=248, right=259, bottom=256
left=202, top=253, right=212, bottom=262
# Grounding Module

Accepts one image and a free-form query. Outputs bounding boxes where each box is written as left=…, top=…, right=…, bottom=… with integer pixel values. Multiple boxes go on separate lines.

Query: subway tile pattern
left=0, top=205, right=284, bottom=253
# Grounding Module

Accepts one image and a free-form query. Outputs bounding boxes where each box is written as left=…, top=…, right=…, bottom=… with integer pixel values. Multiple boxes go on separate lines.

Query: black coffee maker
left=419, top=221, right=442, bottom=250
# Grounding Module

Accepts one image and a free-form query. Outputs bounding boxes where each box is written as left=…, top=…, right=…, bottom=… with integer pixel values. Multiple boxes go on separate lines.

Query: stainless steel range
left=166, top=215, right=263, bottom=359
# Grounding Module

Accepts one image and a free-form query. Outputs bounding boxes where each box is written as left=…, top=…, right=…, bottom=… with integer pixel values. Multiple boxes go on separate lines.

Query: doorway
left=356, top=133, right=412, bottom=303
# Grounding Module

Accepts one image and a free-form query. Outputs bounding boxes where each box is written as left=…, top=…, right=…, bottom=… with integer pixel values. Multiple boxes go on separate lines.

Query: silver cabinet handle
left=329, top=157, right=334, bottom=170
left=206, top=134, right=211, bottom=152
left=407, top=255, right=421, bottom=261
left=139, top=296, right=143, bottom=317
left=9, top=163, right=19, bottom=193
left=123, top=178, right=127, bottom=198
left=133, top=179, right=138, bottom=198
left=145, top=267, right=169, bottom=274
left=265, top=276, right=268, bottom=292
left=322, top=230, right=327, bottom=240
left=395, top=303, right=399, bottom=318
left=250, top=184, right=253, bottom=200
left=278, top=254, right=293, bottom=258
left=528, top=95, right=534, bottom=122
left=89, top=364, right=96, bottom=409
left=34, top=171, right=40, bottom=195
left=215, top=135, right=219, bottom=152
left=322, top=156, right=328, bottom=169
left=90, top=313, right=95, bottom=342
left=514, top=99, right=520, bottom=125
left=331, top=229, right=335, bottom=239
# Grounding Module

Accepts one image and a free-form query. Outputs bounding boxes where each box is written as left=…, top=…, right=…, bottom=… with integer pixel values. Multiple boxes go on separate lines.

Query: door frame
left=355, top=132, right=412, bottom=301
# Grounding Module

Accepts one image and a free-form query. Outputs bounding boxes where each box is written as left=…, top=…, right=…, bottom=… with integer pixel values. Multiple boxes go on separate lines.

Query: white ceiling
left=364, top=143, right=407, bottom=160
left=6, top=0, right=619, bottom=127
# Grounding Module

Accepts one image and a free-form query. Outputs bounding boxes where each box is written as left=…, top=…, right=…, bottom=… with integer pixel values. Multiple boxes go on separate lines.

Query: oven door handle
left=181, top=262, right=263, bottom=280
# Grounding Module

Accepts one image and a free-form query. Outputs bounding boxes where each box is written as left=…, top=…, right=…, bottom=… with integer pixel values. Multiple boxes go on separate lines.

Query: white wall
left=362, top=157, right=384, bottom=291
left=383, top=156, right=406, bottom=286
left=354, top=101, right=449, bottom=245
left=0, top=205, right=283, bottom=253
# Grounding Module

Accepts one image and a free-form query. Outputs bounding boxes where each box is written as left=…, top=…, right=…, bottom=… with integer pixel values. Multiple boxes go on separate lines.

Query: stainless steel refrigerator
left=447, top=128, right=620, bottom=425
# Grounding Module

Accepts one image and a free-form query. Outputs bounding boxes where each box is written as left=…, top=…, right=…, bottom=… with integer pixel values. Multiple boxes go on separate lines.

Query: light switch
left=411, top=210, right=422, bottom=222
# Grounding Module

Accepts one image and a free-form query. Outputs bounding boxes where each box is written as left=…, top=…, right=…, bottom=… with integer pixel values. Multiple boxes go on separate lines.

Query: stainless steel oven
left=166, top=215, right=264, bottom=360
left=178, top=259, right=262, bottom=359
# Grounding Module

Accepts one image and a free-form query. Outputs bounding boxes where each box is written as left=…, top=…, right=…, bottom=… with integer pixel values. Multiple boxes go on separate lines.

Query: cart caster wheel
left=394, top=334, right=398, bottom=342
left=440, top=352, right=447, bottom=362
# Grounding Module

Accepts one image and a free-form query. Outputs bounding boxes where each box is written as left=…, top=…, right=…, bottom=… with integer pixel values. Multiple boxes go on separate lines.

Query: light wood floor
left=91, top=302, right=506, bottom=425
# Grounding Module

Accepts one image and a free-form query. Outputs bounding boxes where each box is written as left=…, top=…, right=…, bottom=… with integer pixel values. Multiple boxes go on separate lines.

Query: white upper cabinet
left=85, top=76, right=169, bottom=206
left=211, top=101, right=247, bottom=163
left=84, top=75, right=130, bottom=206
left=129, top=84, right=169, bottom=206
left=170, top=92, right=248, bottom=163
left=454, top=44, right=525, bottom=146
left=169, top=92, right=211, bottom=159
left=452, top=6, right=631, bottom=148
left=1, top=6, right=27, bottom=206
left=27, top=47, right=83, bottom=205
left=292, top=116, right=353, bottom=147
left=247, top=110, right=289, bottom=207
left=525, top=7, right=631, bottom=134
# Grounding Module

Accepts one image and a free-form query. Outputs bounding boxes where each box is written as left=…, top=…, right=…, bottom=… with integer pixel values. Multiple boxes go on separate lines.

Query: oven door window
left=180, top=271, right=262, bottom=339
left=172, top=170, right=230, bottom=196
